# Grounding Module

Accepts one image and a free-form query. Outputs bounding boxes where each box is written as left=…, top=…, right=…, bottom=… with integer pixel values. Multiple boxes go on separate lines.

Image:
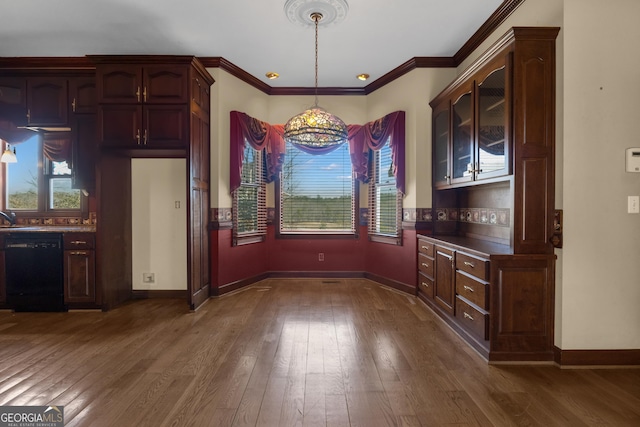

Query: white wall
left=560, top=0, right=640, bottom=349
left=131, top=158, right=187, bottom=290
left=208, top=69, right=270, bottom=209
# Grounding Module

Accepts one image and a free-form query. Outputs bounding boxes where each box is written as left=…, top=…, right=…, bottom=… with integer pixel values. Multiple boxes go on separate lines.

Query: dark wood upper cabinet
left=97, top=64, right=188, bottom=105
left=27, top=77, right=68, bottom=126
left=95, top=60, right=193, bottom=150
left=69, top=77, right=97, bottom=114
left=0, top=78, right=27, bottom=112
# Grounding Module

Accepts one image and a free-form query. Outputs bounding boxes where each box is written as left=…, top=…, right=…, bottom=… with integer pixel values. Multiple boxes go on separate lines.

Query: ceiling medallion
left=284, top=0, right=349, bottom=27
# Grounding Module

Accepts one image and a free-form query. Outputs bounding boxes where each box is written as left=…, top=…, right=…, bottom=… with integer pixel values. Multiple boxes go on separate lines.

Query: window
left=278, top=142, right=356, bottom=235
left=2, top=135, right=83, bottom=215
left=368, top=138, right=402, bottom=243
left=232, top=143, right=266, bottom=245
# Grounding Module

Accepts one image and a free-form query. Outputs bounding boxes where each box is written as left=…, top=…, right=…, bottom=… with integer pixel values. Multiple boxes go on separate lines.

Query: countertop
left=0, top=225, right=96, bottom=234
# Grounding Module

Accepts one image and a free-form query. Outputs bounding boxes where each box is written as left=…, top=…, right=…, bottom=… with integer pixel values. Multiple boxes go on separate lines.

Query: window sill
left=369, top=234, right=402, bottom=246
left=233, top=234, right=266, bottom=246
left=277, top=231, right=358, bottom=240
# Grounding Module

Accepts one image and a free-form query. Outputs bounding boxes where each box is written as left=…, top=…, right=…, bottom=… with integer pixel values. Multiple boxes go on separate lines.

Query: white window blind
left=233, top=143, right=266, bottom=244
left=369, top=138, right=402, bottom=238
left=279, top=142, right=355, bottom=234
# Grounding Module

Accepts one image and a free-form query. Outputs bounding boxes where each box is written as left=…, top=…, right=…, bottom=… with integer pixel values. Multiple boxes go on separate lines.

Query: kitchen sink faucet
left=0, top=210, right=16, bottom=226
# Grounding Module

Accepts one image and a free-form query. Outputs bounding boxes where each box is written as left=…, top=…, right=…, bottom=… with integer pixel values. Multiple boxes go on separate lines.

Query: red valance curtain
left=230, top=110, right=405, bottom=194
left=230, top=111, right=285, bottom=193
left=42, top=132, right=72, bottom=163
left=347, top=110, right=405, bottom=194
left=0, top=119, right=34, bottom=145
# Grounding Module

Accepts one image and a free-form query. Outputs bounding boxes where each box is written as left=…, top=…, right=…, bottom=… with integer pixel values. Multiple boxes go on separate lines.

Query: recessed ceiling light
left=266, top=72, right=279, bottom=80
left=356, top=73, right=369, bottom=81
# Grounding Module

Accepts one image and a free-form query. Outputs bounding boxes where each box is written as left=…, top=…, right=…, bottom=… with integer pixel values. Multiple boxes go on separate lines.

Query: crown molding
left=0, top=1, right=525, bottom=95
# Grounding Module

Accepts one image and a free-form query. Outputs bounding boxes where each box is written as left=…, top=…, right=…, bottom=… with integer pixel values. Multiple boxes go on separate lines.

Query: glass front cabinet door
left=451, top=86, right=474, bottom=184
left=476, top=61, right=509, bottom=180
left=432, top=102, right=450, bottom=187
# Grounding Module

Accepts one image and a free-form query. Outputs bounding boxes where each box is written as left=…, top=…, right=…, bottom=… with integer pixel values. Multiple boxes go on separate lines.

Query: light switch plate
left=628, top=196, right=639, bottom=213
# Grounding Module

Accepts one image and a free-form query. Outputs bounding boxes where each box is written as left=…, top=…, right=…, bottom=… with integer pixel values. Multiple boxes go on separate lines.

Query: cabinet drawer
left=418, top=272, right=434, bottom=299
left=456, top=271, right=489, bottom=310
left=455, top=296, right=489, bottom=340
left=63, top=233, right=95, bottom=250
left=456, top=252, right=489, bottom=281
left=417, top=239, right=434, bottom=257
left=418, top=253, right=434, bottom=278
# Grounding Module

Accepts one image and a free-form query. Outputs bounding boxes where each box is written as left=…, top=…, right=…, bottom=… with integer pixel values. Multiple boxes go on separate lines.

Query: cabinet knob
left=136, top=86, right=141, bottom=102
left=69, top=251, right=88, bottom=256
left=463, top=285, right=474, bottom=293
left=70, top=240, right=87, bottom=245
left=463, top=312, right=474, bottom=321
left=143, top=129, right=148, bottom=145
left=72, top=98, right=77, bottom=112
left=136, top=129, right=141, bottom=145
left=143, top=86, right=147, bottom=102
left=464, top=261, right=475, bottom=268
left=421, top=262, right=429, bottom=268
left=421, top=282, right=429, bottom=288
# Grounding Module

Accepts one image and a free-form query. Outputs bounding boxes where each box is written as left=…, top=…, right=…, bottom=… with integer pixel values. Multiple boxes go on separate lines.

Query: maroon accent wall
left=210, top=229, right=269, bottom=288
left=365, top=229, right=417, bottom=287
left=210, top=226, right=418, bottom=292
left=267, top=227, right=366, bottom=272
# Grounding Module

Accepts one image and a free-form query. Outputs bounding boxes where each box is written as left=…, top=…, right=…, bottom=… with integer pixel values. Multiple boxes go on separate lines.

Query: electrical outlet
left=143, top=273, right=155, bottom=283
left=175, top=201, right=180, bottom=209
left=628, top=196, right=639, bottom=214
left=318, top=253, right=324, bottom=261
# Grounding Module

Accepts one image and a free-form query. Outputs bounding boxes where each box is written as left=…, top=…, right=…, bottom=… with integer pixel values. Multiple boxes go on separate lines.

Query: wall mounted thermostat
left=626, top=148, right=640, bottom=172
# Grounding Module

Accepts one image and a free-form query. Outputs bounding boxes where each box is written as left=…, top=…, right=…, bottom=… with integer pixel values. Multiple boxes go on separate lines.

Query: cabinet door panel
left=432, top=102, right=451, bottom=187
left=98, top=65, right=142, bottom=104
left=64, top=250, right=96, bottom=303
left=98, top=105, right=142, bottom=147
left=144, top=66, right=188, bottom=104
left=435, top=247, right=455, bottom=314
left=71, top=114, right=97, bottom=191
left=70, top=77, right=96, bottom=114
left=0, top=249, right=5, bottom=304
left=477, top=64, right=508, bottom=180
left=0, top=77, right=27, bottom=110
left=144, top=104, right=188, bottom=148
left=28, top=78, right=68, bottom=126
left=451, top=89, right=473, bottom=183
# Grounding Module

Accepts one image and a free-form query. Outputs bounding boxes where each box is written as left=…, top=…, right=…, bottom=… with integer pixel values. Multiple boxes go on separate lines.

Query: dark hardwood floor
left=1, top=278, right=639, bottom=426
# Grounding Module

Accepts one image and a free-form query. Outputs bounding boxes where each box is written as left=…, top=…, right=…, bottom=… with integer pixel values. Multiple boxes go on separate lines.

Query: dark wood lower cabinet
left=63, top=233, right=97, bottom=306
left=434, top=246, right=455, bottom=315
left=0, top=247, right=5, bottom=305
left=417, top=235, right=555, bottom=362
left=64, top=249, right=96, bottom=304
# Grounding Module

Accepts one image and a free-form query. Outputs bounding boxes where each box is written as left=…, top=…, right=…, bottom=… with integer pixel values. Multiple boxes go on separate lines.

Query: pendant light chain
left=313, top=12, right=321, bottom=107
left=283, top=10, right=348, bottom=148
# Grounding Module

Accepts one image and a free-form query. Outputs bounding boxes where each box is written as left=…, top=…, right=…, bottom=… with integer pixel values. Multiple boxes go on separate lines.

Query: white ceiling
left=0, top=0, right=504, bottom=88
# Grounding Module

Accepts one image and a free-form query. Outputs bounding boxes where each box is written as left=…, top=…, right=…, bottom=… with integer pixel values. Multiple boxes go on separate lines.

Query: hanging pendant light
left=0, top=144, right=17, bottom=163
left=284, top=12, right=348, bottom=149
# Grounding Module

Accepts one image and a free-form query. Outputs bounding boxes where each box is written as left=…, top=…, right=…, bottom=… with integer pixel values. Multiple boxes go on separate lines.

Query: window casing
left=278, top=141, right=357, bottom=236
left=232, top=143, right=266, bottom=245
left=1, top=135, right=85, bottom=217
left=368, top=138, right=402, bottom=244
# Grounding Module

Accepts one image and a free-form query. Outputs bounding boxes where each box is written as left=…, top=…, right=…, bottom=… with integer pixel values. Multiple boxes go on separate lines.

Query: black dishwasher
left=5, top=233, right=65, bottom=312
